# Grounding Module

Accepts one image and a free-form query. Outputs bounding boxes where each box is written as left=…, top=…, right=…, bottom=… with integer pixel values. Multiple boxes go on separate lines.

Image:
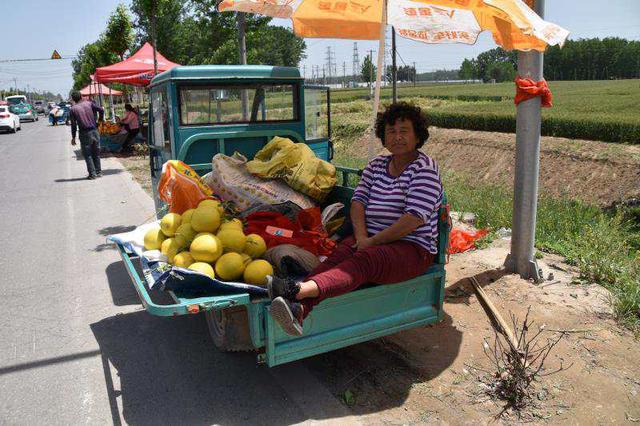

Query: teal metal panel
left=263, top=272, right=444, bottom=366
left=150, top=65, right=302, bottom=87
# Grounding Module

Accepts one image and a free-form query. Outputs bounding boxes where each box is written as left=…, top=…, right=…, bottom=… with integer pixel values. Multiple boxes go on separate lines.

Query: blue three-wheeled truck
left=115, top=65, right=450, bottom=367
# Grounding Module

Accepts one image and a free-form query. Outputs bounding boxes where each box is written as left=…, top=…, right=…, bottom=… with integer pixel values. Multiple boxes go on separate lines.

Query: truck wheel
left=205, top=305, right=256, bottom=352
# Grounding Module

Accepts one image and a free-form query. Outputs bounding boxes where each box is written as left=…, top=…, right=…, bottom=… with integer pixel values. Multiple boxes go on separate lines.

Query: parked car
left=10, top=103, right=38, bottom=122
left=0, top=105, right=21, bottom=133
left=33, top=100, right=45, bottom=115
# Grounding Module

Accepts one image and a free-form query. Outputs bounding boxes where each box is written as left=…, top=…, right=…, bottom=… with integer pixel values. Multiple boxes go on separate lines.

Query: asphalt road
left=0, top=120, right=357, bottom=425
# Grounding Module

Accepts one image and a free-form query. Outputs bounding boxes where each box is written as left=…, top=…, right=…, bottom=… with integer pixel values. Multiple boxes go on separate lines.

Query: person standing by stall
left=117, top=103, right=140, bottom=153
left=70, top=91, right=104, bottom=180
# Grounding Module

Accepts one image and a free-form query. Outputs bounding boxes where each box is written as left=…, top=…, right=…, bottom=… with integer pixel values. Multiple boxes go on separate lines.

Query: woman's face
left=384, top=118, right=419, bottom=156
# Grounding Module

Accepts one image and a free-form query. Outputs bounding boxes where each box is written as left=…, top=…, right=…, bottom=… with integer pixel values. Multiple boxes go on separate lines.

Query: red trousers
left=301, top=236, right=435, bottom=318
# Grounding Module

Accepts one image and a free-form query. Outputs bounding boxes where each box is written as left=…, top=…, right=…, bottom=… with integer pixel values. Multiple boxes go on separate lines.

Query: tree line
left=458, top=38, right=640, bottom=82
left=72, top=0, right=306, bottom=92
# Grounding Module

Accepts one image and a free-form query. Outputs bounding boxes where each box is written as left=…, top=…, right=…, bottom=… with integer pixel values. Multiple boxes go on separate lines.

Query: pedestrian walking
left=69, top=91, right=104, bottom=180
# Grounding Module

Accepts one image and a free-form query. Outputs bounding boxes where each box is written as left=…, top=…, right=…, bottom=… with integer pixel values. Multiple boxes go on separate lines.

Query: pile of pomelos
left=143, top=199, right=273, bottom=286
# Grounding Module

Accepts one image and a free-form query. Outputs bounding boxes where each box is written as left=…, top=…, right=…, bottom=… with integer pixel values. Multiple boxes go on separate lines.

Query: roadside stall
left=107, top=0, right=569, bottom=367
left=94, top=42, right=180, bottom=152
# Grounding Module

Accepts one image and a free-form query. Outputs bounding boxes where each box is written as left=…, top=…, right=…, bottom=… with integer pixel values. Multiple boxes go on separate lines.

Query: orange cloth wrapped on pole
left=514, top=76, right=553, bottom=108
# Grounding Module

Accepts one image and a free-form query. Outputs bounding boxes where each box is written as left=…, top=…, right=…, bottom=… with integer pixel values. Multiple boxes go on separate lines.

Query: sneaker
left=87, top=175, right=96, bottom=180
left=270, top=297, right=303, bottom=336
left=266, top=275, right=300, bottom=301
left=96, top=172, right=103, bottom=178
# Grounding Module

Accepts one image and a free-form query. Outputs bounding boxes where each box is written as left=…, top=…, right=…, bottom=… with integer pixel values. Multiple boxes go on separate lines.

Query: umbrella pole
left=367, top=0, right=387, bottom=160
left=505, top=0, right=544, bottom=282
left=109, top=87, right=114, bottom=122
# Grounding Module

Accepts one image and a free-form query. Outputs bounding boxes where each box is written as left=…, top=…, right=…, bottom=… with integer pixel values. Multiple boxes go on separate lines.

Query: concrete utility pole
left=413, top=61, right=416, bottom=86
left=391, top=27, right=397, bottom=103
left=505, top=0, right=545, bottom=282
left=368, top=49, right=374, bottom=94
left=343, top=62, right=346, bottom=87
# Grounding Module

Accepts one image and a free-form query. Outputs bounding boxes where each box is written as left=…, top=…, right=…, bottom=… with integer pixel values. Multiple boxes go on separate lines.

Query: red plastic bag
left=448, top=228, right=488, bottom=254
left=244, top=208, right=336, bottom=256
left=157, top=160, right=217, bottom=214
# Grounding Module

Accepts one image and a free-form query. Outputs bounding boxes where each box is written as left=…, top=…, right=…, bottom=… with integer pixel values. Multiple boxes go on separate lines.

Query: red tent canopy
left=95, top=42, right=180, bottom=86
left=80, top=82, right=123, bottom=97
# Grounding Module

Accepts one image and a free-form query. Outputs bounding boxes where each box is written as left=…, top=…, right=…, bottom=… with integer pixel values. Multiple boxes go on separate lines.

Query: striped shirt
left=352, top=153, right=443, bottom=253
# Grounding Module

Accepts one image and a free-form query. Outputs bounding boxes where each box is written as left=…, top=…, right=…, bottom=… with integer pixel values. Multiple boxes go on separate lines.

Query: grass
left=440, top=170, right=640, bottom=331
left=331, top=80, right=640, bottom=143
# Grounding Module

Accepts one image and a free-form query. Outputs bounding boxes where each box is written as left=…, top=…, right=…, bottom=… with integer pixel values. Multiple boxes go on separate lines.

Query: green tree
left=485, top=61, right=516, bottom=82
left=71, top=38, right=118, bottom=91
left=104, top=4, right=134, bottom=61
left=458, top=58, right=475, bottom=80
left=361, top=55, right=376, bottom=84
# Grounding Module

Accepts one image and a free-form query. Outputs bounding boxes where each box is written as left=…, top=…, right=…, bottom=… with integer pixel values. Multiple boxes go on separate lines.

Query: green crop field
left=330, top=80, right=640, bottom=143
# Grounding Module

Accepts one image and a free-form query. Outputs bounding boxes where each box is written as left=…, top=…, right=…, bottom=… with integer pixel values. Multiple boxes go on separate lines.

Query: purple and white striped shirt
left=352, top=153, right=443, bottom=253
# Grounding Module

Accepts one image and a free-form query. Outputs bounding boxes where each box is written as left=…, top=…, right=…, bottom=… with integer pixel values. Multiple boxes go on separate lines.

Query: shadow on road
left=445, top=268, right=510, bottom=305
left=98, top=225, right=136, bottom=236
left=54, top=169, right=123, bottom=183
left=105, top=261, right=150, bottom=306
left=91, top=311, right=352, bottom=425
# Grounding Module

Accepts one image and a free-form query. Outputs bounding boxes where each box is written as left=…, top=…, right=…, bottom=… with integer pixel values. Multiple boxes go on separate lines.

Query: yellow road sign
left=51, top=50, right=62, bottom=60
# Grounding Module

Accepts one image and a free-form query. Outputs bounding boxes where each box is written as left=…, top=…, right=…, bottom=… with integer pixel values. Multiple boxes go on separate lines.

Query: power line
left=0, top=56, right=75, bottom=64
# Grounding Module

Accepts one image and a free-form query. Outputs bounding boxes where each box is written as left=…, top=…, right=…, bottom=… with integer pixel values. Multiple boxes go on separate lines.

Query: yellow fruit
left=198, top=199, right=221, bottom=210
left=189, top=262, right=215, bottom=279
left=243, top=260, right=274, bottom=286
left=190, top=206, right=221, bottom=233
left=144, top=227, right=166, bottom=250
left=215, top=253, right=246, bottom=281
left=181, top=209, right=195, bottom=224
left=244, top=234, right=267, bottom=258
left=217, top=228, right=246, bottom=253
left=173, top=251, right=195, bottom=268
left=219, top=218, right=244, bottom=231
left=240, top=253, right=252, bottom=265
left=174, top=223, right=197, bottom=247
left=160, top=213, right=182, bottom=237
left=161, top=238, right=183, bottom=263
left=190, top=233, right=223, bottom=262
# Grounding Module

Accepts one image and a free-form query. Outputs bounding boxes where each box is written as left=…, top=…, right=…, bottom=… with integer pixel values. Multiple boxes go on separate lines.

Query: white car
left=0, top=105, right=21, bottom=133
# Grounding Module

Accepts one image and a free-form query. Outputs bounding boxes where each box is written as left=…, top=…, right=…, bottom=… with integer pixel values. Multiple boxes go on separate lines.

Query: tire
left=205, top=305, right=256, bottom=352
left=10, top=126, right=16, bottom=134
left=35, top=117, right=38, bottom=121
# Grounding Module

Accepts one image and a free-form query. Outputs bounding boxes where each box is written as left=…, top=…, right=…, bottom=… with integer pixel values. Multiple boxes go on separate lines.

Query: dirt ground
left=303, top=234, right=640, bottom=424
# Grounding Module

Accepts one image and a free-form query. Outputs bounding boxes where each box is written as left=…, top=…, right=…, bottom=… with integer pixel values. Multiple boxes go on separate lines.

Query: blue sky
left=1, top=0, right=639, bottom=96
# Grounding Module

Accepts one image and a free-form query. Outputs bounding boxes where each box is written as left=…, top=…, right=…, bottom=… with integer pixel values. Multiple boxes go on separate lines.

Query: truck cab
left=147, top=65, right=331, bottom=213
left=116, top=65, right=448, bottom=367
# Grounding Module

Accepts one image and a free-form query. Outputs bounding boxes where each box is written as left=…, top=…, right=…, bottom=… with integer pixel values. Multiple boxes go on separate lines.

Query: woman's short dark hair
left=124, top=103, right=134, bottom=112
left=375, top=102, right=430, bottom=149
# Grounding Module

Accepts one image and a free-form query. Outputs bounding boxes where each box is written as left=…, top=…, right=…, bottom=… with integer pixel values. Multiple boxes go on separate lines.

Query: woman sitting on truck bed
left=267, top=102, right=443, bottom=336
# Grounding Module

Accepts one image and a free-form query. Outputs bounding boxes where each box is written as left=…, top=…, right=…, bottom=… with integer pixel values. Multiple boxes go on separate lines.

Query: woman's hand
left=353, top=235, right=376, bottom=251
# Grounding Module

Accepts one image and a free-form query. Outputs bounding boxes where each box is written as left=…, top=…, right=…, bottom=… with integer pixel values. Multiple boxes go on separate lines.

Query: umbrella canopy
left=219, top=0, right=568, bottom=51
left=95, top=42, right=180, bottom=86
left=80, top=82, right=123, bottom=97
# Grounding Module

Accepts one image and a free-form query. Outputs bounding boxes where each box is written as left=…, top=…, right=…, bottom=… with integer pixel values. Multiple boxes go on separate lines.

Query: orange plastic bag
left=448, top=228, right=488, bottom=254
left=514, top=76, right=553, bottom=108
left=157, top=160, right=216, bottom=214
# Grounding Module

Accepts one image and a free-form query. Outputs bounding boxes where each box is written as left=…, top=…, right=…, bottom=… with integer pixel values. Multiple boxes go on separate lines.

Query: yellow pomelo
left=243, top=260, right=273, bottom=286
left=217, top=228, right=246, bottom=253
left=144, top=227, right=166, bottom=250
left=240, top=253, right=252, bottom=266
left=181, top=209, right=195, bottom=224
left=198, top=199, right=221, bottom=210
left=244, top=234, right=267, bottom=259
left=161, top=238, right=183, bottom=263
left=190, top=233, right=223, bottom=262
left=214, top=253, right=246, bottom=281
left=174, top=223, right=197, bottom=248
left=190, top=206, right=221, bottom=233
left=189, top=262, right=215, bottom=279
left=173, top=251, right=195, bottom=268
left=160, top=213, right=182, bottom=237
left=219, top=218, right=244, bottom=232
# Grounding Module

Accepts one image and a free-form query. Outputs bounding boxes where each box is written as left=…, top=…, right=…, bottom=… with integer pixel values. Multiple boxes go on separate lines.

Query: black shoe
left=96, top=172, right=103, bottom=178
left=280, top=255, right=311, bottom=278
left=87, top=175, right=96, bottom=180
left=266, top=275, right=300, bottom=301
left=270, top=297, right=303, bottom=336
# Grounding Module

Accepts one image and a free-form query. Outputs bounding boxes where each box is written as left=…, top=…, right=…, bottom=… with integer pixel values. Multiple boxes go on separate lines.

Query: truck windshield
left=179, top=84, right=297, bottom=126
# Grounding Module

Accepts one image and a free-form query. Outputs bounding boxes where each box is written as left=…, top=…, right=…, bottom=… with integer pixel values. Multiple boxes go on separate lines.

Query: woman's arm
left=356, top=214, right=422, bottom=250
left=350, top=201, right=368, bottom=241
